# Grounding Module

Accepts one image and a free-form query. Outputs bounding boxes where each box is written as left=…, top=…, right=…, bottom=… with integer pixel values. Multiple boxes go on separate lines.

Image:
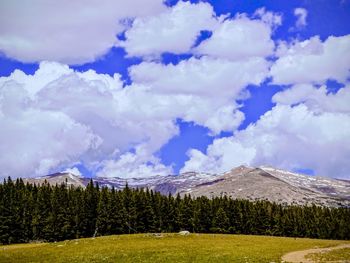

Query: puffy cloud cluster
left=271, top=35, right=350, bottom=85
left=182, top=84, right=350, bottom=178
left=272, top=84, right=350, bottom=113
left=120, top=1, right=217, bottom=58
left=0, top=2, right=299, bottom=179
left=91, top=5, right=276, bottom=179
left=123, top=5, right=277, bottom=134
left=182, top=20, right=350, bottom=179
left=129, top=56, right=269, bottom=134
left=2, top=0, right=349, bottom=180
left=0, top=49, right=270, bottom=178
left=0, top=0, right=165, bottom=64
left=194, top=10, right=280, bottom=60
left=0, top=62, right=179, bottom=178
left=121, top=1, right=280, bottom=61
left=97, top=146, right=172, bottom=178
left=194, top=17, right=274, bottom=60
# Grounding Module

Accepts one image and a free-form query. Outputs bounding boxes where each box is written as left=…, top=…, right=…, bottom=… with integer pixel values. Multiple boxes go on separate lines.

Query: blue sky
left=0, top=0, right=349, bottom=179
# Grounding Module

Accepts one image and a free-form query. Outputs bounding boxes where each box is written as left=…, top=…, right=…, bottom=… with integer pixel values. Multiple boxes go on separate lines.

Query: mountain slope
left=181, top=166, right=350, bottom=207
left=22, top=165, right=350, bottom=207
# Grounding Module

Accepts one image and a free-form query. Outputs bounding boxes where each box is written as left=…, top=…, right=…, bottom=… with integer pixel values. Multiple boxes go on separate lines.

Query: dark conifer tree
left=83, top=180, right=99, bottom=237
left=212, top=207, right=230, bottom=233
left=96, top=187, right=112, bottom=236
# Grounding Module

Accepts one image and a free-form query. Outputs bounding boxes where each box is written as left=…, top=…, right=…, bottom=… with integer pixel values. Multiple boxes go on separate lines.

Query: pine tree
left=96, top=187, right=111, bottom=236
left=0, top=178, right=11, bottom=244
left=212, top=207, right=230, bottom=233
left=122, top=184, right=137, bottom=234
left=109, top=189, right=125, bottom=234
left=192, top=196, right=211, bottom=233
left=83, top=180, right=99, bottom=237
left=177, top=194, right=193, bottom=231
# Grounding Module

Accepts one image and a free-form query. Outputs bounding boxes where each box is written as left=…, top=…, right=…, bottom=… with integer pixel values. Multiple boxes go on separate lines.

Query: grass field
left=307, top=247, right=350, bottom=262
left=0, top=234, right=349, bottom=263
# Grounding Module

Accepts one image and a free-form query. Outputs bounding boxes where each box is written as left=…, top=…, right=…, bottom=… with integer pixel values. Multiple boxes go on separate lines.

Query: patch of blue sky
left=293, top=168, right=315, bottom=176
left=72, top=47, right=142, bottom=85
left=159, top=120, right=213, bottom=173
left=238, top=83, right=283, bottom=130
left=0, top=55, right=39, bottom=77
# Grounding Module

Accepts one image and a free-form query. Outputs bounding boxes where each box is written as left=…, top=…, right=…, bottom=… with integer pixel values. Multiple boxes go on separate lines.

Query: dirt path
left=281, top=244, right=350, bottom=263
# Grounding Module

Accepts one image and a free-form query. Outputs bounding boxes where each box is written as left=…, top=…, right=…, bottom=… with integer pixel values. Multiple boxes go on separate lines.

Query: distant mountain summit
left=27, top=172, right=86, bottom=188
left=23, top=165, right=350, bottom=207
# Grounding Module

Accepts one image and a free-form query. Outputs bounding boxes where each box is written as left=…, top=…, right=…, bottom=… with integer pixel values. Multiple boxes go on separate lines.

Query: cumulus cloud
left=272, top=84, right=350, bottom=113
left=182, top=143, right=256, bottom=174
left=0, top=3, right=282, bottom=178
left=130, top=56, right=268, bottom=96
left=97, top=146, right=172, bottom=178
left=0, top=106, right=100, bottom=178
left=271, top=35, right=350, bottom=85
left=130, top=56, right=269, bottom=134
left=294, top=8, right=308, bottom=29
left=0, top=62, right=180, bottom=178
left=0, top=0, right=165, bottom=64
left=0, top=53, right=269, bottom=178
left=4, top=2, right=346, bottom=180
left=194, top=13, right=276, bottom=60
left=181, top=85, right=350, bottom=179
left=121, top=3, right=281, bottom=61
left=120, top=1, right=217, bottom=58
left=0, top=50, right=271, bottom=178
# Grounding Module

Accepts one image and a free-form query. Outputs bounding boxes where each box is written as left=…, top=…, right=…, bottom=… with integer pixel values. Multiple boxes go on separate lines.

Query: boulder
left=178, top=230, right=190, bottom=236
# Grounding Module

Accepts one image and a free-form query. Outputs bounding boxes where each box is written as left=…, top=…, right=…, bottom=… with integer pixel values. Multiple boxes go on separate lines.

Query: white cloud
left=0, top=3, right=277, bottom=179
left=294, top=8, right=308, bottom=29
left=63, top=167, right=83, bottom=177
left=130, top=56, right=268, bottom=96
left=181, top=85, right=350, bottom=179
left=182, top=142, right=256, bottom=174
left=121, top=3, right=280, bottom=61
left=0, top=107, right=101, bottom=178
left=271, top=35, right=350, bottom=85
left=120, top=1, right=217, bottom=58
left=203, top=105, right=245, bottom=135
left=0, top=51, right=271, bottom=178
left=97, top=146, right=172, bottom=178
left=0, top=62, right=180, bottom=178
left=194, top=14, right=276, bottom=60
left=129, top=56, right=269, bottom=134
left=253, top=7, right=282, bottom=29
left=5, top=2, right=346, bottom=180
left=117, top=82, right=245, bottom=135
left=0, top=0, right=165, bottom=64
left=272, top=84, right=350, bottom=113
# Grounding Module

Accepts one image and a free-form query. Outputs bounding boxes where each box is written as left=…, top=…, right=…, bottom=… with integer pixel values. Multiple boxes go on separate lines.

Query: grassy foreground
left=307, top=247, right=350, bottom=262
left=0, top=234, right=348, bottom=263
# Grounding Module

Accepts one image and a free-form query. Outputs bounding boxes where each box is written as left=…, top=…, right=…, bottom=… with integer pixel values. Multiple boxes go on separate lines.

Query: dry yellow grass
left=306, top=246, right=350, bottom=262
left=0, top=234, right=348, bottom=263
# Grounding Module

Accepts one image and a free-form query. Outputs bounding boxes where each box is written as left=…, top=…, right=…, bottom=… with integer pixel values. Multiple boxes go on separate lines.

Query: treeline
left=0, top=177, right=349, bottom=244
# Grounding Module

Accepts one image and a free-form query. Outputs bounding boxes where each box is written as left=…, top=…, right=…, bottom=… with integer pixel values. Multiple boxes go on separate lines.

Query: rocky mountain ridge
left=23, top=165, right=350, bottom=207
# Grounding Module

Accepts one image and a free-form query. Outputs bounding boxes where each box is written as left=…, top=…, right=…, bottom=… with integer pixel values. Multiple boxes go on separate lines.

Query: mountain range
left=23, top=165, right=350, bottom=207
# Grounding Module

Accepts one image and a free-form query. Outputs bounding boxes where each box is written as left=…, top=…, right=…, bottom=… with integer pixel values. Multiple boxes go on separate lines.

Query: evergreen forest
left=0, top=177, right=349, bottom=245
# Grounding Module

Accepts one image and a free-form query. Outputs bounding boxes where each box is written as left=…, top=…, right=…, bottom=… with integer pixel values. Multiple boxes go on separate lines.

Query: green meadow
left=306, top=246, right=350, bottom=262
left=1, top=234, right=349, bottom=263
